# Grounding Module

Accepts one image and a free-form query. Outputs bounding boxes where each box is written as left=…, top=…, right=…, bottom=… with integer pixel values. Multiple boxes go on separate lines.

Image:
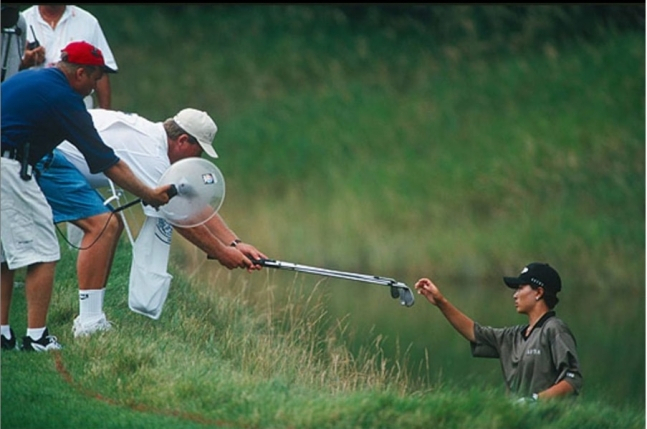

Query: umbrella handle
left=166, top=184, right=178, bottom=198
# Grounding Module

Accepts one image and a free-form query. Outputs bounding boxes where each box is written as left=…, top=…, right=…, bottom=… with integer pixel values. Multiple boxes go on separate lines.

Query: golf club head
left=398, top=287, right=415, bottom=307
left=390, top=285, right=400, bottom=299
left=391, top=284, right=415, bottom=307
left=156, top=157, right=225, bottom=227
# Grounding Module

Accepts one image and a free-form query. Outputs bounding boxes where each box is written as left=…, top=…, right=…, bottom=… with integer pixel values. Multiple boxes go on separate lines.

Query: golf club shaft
left=256, top=259, right=399, bottom=286
left=252, top=258, right=414, bottom=307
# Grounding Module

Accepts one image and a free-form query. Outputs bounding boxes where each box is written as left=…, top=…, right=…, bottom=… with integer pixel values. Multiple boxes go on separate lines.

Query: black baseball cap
left=503, top=262, right=562, bottom=295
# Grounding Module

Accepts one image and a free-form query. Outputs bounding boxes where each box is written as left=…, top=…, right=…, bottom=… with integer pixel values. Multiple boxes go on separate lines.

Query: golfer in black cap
left=415, top=262, right=582, bottom=401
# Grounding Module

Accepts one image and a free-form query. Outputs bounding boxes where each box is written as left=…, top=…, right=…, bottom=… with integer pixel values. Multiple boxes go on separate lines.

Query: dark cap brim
left=102, top=65, right=117, bottom=74
left=503, top=276, right=525, bottom=288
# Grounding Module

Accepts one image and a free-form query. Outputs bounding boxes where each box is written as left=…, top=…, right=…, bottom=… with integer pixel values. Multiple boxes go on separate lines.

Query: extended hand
left=211, top=246, right=255, bottom=270
left=235, top=242, right=268, bottom=271
left=21, top=45, right=46, bottom=69
left=414, top=278, right=443, bottom=306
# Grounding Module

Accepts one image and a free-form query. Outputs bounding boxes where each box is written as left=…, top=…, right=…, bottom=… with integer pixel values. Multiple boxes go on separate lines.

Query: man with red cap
left=22, top=4, right=118, bottom=109
left=0, top=41, right=173, bottom=351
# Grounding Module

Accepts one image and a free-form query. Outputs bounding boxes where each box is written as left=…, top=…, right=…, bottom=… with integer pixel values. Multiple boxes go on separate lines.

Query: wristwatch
left=230, top=239, right=242, bottom=247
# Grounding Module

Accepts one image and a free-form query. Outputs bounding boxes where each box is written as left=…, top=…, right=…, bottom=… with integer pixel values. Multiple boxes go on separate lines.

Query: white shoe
left=73, top=314, right=113, bottom=338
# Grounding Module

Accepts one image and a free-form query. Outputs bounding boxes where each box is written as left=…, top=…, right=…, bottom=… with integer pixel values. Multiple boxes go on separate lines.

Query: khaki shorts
left=1, top=158, right=60, bottom=270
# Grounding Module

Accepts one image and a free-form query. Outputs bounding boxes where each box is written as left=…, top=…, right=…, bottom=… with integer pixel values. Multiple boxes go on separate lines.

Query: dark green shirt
left=471, top=311, right=583, bottom=397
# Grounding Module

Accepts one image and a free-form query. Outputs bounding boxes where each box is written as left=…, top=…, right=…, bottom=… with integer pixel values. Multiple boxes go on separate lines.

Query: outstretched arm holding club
left=176, top=213, right=266, bottom=271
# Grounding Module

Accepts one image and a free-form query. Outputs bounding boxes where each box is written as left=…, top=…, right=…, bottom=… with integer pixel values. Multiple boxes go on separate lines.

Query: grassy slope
left=2, top=243, right=644, bottom=429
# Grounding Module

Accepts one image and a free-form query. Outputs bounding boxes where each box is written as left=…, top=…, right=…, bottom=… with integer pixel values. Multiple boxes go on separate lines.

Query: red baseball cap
left=60, top=41, right=116, bottom=73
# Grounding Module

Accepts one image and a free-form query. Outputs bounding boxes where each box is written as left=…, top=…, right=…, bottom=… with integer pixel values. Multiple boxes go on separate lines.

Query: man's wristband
left=230, top=239, right=242, bottom=247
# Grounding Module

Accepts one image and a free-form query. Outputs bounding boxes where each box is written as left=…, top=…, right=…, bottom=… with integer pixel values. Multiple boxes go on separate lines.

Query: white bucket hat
left=173, top=108, right=218, bottom=158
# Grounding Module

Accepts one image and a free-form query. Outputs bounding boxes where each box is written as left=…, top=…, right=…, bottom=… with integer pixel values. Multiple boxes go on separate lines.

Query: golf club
left=252, top=258, right=415, bottom=307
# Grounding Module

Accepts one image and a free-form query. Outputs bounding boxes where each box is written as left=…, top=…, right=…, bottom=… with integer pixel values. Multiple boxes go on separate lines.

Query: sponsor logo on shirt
left=155, top=218, right=173, bottom=245
left=526, top=348, right=541, bottom=355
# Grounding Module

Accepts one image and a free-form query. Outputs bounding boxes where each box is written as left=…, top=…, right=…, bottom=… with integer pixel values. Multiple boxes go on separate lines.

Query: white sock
left=27, top=327, right=46, bottom=340
left=1, top=325, right=12, bottom=339
left=79, top=288, right=105, bottom=321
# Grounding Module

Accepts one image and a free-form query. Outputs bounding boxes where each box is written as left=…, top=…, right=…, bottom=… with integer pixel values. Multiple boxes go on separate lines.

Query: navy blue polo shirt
left=1, top=67, right=119, bottom=173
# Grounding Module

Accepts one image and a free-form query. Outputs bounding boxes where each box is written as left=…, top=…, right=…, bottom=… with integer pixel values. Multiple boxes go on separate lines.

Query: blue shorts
left=36, top=149, right=112, bottom=224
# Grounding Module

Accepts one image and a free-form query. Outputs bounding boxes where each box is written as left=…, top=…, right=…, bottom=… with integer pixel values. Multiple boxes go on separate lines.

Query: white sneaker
left=73, top=314, right=113, bottom=338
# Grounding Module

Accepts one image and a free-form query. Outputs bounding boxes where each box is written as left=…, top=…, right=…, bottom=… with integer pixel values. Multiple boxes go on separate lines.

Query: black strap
left=18, top=142, right=32, bottom=180
left=1, top=31, right=12, bottom=82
